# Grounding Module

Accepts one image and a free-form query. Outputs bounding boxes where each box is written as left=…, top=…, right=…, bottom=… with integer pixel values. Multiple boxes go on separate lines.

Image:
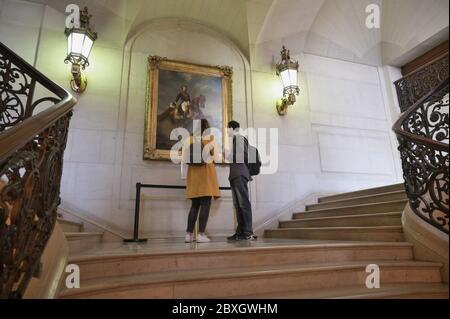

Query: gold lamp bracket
left=276, top=93, right=296, bottom=116
left=70, top=64, right=87, bottom=93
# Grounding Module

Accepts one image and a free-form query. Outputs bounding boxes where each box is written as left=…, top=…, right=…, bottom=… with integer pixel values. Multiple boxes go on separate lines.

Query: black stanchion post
left=124, top=182, right=148, bottom=243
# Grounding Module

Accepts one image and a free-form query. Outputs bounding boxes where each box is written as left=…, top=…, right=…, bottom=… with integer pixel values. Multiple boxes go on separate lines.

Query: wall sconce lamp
left=64, top=7, right=97, bottom=93
left=275, top=46, right=300, bottom=115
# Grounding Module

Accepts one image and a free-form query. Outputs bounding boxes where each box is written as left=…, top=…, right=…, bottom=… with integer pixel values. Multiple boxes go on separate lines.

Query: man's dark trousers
left=230, top=176, right=253, bottom=236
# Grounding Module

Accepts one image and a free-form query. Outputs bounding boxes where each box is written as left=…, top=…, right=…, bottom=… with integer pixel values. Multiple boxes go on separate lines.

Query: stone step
left=264, top=226, right=404, bottom=242
left=59, top=260, right=442, bottom=299
left=318, top=184, right=405, bottom=203
left=57, top=218, right=83, bottom=233
left=293, top=200, right=407, bottom=220
left=307, top=191, right=407, bottom=211
left=68, top=242, right=414, bottom=282
left=65, top=232, right=103, bottom=254
left=236, top=283, right=449, bottom=299
left=280, top=212, right=402, bottom=228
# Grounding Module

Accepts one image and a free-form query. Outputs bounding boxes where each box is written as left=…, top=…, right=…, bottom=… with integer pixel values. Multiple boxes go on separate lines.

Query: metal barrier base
left=123, top=238, right=148, bottom=243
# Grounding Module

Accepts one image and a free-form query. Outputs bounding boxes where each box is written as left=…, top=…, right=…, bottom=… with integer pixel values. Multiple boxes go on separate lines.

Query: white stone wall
left=0, top=0, right=44, bottom=64
left=1, top=0, right=404, bottom=239
left=250, top=53, right=403, bottom=218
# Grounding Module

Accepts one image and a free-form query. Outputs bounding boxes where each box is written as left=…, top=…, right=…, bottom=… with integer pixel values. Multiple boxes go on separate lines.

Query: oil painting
left=144, top=57, right=233, bottom=161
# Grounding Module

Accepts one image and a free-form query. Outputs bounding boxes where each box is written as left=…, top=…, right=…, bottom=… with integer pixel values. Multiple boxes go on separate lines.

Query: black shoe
left=227, top=233, right=240, bottom=241
left=236, top=234, right=257, bottom=241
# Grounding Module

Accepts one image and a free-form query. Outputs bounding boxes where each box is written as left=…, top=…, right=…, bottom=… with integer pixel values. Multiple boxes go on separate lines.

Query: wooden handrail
left=0, top=98, right=75, bottom=161
left=0, top=42, right=77, bottom=161
left=392, top=77, right=449, bottom=152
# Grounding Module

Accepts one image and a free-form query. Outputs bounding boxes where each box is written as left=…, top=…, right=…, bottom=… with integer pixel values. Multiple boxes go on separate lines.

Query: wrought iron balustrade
left=393, top=77, right=449, bottom=234
left=0, top=42, right=76, bottom=298
left=394, top=54, right=449, bottom=113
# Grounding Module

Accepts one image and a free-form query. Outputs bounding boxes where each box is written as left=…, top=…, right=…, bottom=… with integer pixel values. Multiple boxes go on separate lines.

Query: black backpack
left=244, top=138, right=262, bottom=176
left=187, top=141, right=205, bottom=165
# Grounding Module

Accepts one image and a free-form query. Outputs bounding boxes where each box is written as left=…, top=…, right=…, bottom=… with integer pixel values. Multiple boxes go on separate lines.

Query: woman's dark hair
left=228, top=120, right=240, bottom=130
left=201, top=118, right=210, bottom=135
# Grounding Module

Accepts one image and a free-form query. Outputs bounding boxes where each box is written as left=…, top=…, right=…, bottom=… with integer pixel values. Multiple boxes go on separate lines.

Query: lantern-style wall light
left=275, top=46, right=300, bottom=115
left=64, top=7, right=97, bottom=93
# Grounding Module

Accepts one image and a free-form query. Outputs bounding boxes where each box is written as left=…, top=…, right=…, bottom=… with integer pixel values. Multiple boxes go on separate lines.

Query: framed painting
left=144, top=56, right=233, bottom=161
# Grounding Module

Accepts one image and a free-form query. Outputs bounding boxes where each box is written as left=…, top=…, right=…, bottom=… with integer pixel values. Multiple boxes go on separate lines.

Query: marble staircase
left=58, top=183, right=449, bottom=299
left=265, top=184, right=408, bottom=242
left=57, top=217, right=103, bottom=255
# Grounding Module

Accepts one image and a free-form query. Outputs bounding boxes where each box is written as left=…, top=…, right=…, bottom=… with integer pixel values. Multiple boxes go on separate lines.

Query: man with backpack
left=226, top=121, right=261, bottom=241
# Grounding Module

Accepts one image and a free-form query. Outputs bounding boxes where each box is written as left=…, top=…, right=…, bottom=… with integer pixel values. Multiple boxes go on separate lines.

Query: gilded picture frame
left=143, top=56, right=233, bottom=161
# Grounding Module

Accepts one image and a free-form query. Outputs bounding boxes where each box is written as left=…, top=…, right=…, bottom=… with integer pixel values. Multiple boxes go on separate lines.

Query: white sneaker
left=196, top=233, right=211, bottom=243
left=185, top=233, right=193, bottom=243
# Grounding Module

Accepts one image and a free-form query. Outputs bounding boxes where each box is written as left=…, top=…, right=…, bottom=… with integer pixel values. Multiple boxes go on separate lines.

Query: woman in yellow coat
left=182, top=119, right=220, bottom=243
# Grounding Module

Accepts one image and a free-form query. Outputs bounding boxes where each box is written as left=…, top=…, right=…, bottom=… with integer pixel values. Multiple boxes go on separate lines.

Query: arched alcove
left=108, top=18, right=253, bottom=238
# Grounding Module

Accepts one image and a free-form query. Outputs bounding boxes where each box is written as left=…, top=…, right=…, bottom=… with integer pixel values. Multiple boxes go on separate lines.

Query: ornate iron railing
left=393, top=78, right=449, bottom=234
left=0, top=42, right=76, bottom=298
left=394, top=54, right=449, bottom=112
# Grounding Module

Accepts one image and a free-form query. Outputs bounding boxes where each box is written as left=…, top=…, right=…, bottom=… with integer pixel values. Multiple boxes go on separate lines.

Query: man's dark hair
left=201, top=118, right=210, bottom=135
left=228, top=120, right=240, bottom=130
